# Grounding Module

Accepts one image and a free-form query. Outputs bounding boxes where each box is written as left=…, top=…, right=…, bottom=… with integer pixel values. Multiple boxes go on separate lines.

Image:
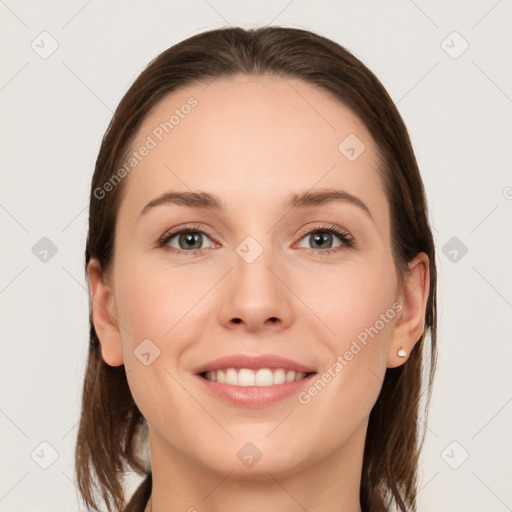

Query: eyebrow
left=138, top=188, right=373, bottom=222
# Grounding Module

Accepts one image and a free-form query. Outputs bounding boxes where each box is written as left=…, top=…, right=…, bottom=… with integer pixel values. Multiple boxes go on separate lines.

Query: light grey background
left=1, top=1, right=511, bottom=511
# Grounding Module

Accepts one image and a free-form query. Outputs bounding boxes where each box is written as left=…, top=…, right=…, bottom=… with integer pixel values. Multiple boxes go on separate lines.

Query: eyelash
left=156, top=222, right=354, bottom=257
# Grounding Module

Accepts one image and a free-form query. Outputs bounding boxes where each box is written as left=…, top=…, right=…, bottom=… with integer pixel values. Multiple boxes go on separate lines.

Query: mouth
left=193, top=354, right=317, bottom=407
left=200, top=368, right=315, bottom=387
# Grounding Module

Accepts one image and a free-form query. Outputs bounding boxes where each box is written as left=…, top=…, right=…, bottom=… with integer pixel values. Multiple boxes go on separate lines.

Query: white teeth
left=285, top=370, right=295, bottom=383
left=273, top=369, right=286, bottom=384
left=238, top=368, right=255, bottom=386
left=254, top=368, right=273, bottom=386
left=203, top=368, right=310, bottom=386
left=225, top=368, right=238, bottom=386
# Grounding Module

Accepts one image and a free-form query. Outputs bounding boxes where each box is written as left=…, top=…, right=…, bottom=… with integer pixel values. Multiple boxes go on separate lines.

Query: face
left=91, top=75, right=416, bottom=480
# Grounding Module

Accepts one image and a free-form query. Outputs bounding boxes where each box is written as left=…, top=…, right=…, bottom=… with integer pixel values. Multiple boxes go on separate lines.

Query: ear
left=387, top=252, right=430, bottom=368
left=87, top=258, right=124, bottom=367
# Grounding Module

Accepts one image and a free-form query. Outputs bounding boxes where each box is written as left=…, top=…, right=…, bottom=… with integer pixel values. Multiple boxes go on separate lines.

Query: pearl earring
left=397, top=347, right=407, bottom=358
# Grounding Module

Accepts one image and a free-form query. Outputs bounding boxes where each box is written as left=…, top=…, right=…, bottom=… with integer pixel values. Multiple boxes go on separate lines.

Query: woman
left=75, top=26, right=437, bottom=512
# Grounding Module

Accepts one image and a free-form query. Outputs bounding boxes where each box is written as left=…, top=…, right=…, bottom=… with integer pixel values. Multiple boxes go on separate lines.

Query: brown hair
left=76, top=26, right=437, bottom=512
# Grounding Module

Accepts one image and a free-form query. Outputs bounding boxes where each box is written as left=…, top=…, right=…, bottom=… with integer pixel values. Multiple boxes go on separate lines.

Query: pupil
left=182, top=233, right=200, bottom=249
left=313, top=233, right=331, bottom=248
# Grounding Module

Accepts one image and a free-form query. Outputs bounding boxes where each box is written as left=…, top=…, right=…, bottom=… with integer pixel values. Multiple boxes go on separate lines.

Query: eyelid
left=295, top=222, right=351, bottom=241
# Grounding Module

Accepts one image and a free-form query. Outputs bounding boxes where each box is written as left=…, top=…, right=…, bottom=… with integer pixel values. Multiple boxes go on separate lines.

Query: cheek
left=112, top=257, right=220, bottom=415
left=300, top=255, right=397, bottom=399
left=114, top=258, right=206, bottom=346
left=303, top=254, right=398, bottom=348
left=112, top=261, right=202, bottom=432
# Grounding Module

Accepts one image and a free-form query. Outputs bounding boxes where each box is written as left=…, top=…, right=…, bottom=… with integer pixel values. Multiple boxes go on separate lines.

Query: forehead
left=120, top=75, right=387, bottom=226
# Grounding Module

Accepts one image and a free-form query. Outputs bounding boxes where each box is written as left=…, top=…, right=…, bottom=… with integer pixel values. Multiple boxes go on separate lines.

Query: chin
left=192, top=442, right=314, bottom=480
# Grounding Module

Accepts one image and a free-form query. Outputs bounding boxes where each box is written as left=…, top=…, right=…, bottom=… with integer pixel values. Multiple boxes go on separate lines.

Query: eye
left=156, top=224, right=217, bottom=255
left=156, top=222, right=353, bottom=257
left=296, top=223, right=353, bottom=255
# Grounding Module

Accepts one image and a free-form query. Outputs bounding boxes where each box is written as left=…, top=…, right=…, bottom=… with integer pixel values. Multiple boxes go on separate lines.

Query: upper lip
left=192, top=354, right=317, bottom=374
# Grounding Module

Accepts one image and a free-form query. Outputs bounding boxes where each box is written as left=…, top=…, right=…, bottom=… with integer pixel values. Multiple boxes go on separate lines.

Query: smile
left=201, top=368, right=311, bottom=386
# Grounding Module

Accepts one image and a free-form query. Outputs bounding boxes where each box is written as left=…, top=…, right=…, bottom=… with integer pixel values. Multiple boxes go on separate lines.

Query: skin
left=88, top=75, right=430, bottom=512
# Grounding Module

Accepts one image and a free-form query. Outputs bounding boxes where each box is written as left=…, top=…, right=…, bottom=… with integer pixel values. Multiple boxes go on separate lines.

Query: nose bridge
left=233, top=232, right=281, bottom=299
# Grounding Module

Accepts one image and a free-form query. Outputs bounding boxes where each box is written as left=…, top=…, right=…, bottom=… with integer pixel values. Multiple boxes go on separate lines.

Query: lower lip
left=195, top=373, right=316, bottom=407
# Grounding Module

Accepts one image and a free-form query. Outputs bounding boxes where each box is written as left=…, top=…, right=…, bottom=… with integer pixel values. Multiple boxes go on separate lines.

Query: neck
left=146, top=427, right=365, bottom=512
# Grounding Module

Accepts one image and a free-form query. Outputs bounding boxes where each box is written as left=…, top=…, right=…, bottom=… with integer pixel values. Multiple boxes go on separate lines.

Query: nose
left=217, top=246, right=295, bottom=333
